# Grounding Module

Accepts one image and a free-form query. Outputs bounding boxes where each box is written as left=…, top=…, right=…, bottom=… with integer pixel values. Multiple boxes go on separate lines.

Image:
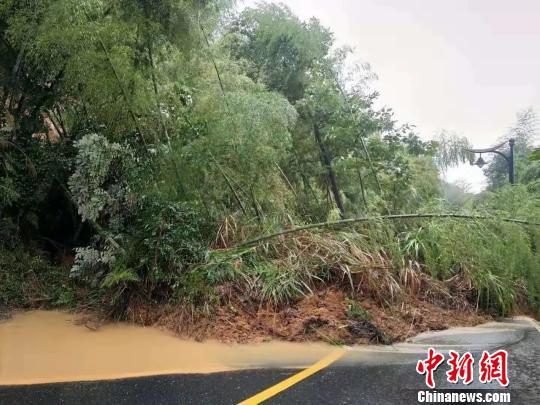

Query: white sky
left=240, top=0, right=540, bottom=192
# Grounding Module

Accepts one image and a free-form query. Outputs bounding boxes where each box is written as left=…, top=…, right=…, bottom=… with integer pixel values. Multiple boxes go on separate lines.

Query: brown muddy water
left=0, top=310, right=338, bottom=385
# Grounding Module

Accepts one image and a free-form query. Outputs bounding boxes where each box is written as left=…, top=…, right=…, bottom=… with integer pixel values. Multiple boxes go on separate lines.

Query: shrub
left=0, top=249, right=76, bottom=308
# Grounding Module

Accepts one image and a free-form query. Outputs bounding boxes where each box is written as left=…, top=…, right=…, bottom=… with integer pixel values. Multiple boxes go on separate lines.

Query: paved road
left=1, top=319, right=538, bottom=404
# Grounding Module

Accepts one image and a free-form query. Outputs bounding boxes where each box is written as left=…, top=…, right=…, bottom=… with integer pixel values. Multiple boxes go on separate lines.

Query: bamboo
left=147, top=43, right=170, bottom=145
left=334, top=76, right=390, bottom=214
left=313, top=123, right=345, bottom=217
left=235, top=213, right=540, bottom=247
left=210, top=155, right=248, bottom=215
left=96, top=38, right=147, bottom=145
left=197, top=10, right=229, bottom=109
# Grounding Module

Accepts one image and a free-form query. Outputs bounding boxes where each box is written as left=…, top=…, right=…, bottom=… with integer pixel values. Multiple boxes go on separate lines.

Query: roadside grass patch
left=346, top=298, right=370, bottom=321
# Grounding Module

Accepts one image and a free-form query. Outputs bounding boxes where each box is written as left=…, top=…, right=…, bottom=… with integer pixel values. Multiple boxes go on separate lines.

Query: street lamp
left=465, top=139, right=515, bottom=184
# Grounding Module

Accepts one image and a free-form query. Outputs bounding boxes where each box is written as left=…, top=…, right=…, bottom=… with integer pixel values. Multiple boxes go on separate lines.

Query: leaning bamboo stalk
left=235, top=213, right=540, bottom=248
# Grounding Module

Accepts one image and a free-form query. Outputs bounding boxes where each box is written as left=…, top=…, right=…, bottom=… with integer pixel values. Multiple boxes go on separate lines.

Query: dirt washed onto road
left=0, top=310, right=340, bottom=385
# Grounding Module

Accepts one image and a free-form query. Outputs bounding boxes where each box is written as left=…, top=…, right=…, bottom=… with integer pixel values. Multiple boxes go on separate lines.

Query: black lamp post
left=465, top=139, right=515, bottom=184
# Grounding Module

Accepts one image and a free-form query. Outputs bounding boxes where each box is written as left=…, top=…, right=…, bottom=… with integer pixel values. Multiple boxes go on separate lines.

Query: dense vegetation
left=1, top=1, right=539, bottom=327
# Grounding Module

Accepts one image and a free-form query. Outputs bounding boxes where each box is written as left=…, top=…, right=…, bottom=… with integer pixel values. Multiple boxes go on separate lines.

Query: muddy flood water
left=0, top=310, right=338, bottom=385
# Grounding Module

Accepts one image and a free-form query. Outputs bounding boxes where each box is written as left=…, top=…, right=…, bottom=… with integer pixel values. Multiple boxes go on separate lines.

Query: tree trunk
left=313, top=123, right=345, bottom=217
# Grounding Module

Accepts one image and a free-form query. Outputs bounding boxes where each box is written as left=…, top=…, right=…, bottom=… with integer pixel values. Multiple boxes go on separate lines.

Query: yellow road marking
left=238, top=350, right=345, bottom=405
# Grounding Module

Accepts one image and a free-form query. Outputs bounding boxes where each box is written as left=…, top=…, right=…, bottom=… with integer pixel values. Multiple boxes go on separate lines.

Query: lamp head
left=474, top=155, right=486, bottom=168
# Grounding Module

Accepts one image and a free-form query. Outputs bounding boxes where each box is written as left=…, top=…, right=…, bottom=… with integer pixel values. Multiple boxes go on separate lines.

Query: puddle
left=0, top=310, right=338, bottom=385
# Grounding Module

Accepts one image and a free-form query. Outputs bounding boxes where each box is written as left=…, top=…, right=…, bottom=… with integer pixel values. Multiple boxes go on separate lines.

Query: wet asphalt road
left=1, top=320, right=538, bottom=405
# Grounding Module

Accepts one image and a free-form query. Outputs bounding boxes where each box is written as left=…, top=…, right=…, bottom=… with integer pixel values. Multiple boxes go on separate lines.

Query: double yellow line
left=238, top=350, right=345, bottom=405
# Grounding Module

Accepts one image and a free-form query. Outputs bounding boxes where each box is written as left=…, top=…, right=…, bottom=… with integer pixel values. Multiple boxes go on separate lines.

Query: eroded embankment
left=0, top=310, right=339, bottom=385
left=126, top=288, right=491, bottom=344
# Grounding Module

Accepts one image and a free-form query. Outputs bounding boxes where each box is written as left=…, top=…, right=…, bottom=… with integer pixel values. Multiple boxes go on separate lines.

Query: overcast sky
left=240, top=0, right=540, bottom=192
